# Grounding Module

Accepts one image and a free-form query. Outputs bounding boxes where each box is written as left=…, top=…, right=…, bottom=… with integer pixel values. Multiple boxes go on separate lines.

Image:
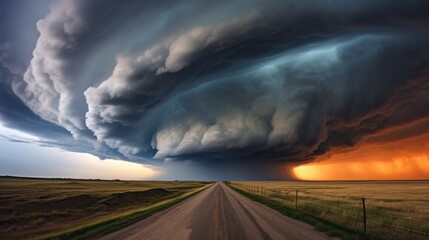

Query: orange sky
left=291, top=119, right=429, bottom=180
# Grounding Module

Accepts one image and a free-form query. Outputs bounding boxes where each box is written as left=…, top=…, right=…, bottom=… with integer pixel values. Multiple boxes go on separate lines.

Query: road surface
left=99, top=182, right=336, bottom=240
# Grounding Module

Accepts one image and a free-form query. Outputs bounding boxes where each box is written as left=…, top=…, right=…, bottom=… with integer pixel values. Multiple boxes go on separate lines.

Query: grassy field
left=229, top=181, right=429, bottom=240
left=0, top=176, right=210, bottom=240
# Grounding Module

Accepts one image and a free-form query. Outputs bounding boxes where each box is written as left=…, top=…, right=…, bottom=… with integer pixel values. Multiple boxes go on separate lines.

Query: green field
left=0, top=176, right=210, bottom=240
left=229, top=181, right=429, bottom=240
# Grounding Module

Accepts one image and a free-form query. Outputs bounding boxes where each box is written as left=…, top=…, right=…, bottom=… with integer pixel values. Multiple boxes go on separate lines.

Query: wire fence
left=229, top=182, right=429, bottom=240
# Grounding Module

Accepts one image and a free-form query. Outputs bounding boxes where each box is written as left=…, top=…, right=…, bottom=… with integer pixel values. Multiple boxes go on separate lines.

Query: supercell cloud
left=1, top=0, right=429, bottom=179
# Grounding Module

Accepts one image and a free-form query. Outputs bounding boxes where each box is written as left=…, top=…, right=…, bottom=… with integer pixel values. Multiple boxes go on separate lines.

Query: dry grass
left=0, top=176, right=209, bottom=240
left=231, top=181, right=429, bottom=240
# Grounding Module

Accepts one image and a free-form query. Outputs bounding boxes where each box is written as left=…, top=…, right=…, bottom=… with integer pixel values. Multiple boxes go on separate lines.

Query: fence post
left=295, top=190, right=298, bottom=209
left=362, top=197, right=367, bottom=233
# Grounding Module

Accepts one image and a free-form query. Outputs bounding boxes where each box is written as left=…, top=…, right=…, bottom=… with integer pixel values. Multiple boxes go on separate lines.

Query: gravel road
left=99, top=182, right=336, bottom=240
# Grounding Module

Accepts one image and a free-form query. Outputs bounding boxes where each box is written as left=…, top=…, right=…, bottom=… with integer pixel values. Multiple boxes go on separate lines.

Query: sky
left=0, top=0, right=429, bottom=180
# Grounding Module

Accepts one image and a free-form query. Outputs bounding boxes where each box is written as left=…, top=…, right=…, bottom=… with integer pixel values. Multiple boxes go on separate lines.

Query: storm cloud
left=2, top=0, right=429, bottom=179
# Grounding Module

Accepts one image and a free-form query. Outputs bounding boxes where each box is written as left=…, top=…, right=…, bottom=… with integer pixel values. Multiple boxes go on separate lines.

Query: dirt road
left=99, top=182, right=335, bottom=240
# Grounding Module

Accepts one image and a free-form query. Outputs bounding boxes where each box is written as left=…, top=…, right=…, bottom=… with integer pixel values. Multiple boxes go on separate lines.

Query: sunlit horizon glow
left=292, top=156, right=429, bottom=180
left=291, top=128, right=429, bottom=180
left=0, top=124, right=161, bottom=180
left=0, top=142, right=161, bottom=180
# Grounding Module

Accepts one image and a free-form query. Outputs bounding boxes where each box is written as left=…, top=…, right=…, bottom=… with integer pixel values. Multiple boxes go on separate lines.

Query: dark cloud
left=1, top=0, right=429, bottom=179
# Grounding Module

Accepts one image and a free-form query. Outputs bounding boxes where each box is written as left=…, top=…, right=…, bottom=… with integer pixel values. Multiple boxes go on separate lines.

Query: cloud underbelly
left=86, top=34, right=416, bottom=160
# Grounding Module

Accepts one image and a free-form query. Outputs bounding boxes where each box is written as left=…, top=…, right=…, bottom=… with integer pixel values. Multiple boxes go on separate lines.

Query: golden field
left=231, top=181, right=429, bottom=240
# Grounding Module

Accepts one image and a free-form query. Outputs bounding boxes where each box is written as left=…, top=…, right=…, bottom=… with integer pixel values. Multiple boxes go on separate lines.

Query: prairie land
left=230, top=181, right=429, bottom=240
left=0, top=176, right=210, bottom=240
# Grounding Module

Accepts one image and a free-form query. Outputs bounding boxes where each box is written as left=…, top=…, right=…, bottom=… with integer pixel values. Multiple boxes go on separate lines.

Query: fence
left=229, top=182, right=429, bottom=240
